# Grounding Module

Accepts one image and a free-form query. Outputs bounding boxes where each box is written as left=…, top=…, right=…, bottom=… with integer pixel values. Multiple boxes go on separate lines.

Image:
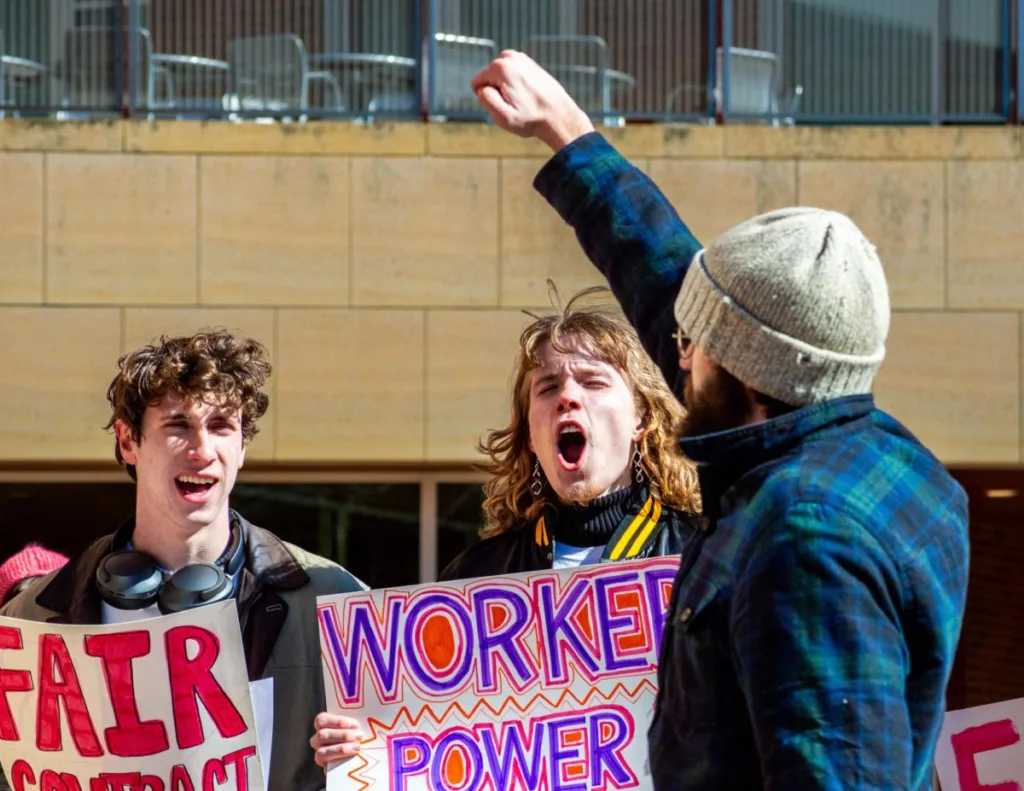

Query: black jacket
left=1, top=511, right=365, bottom=791
left=440, top=488, right=702, bottom=582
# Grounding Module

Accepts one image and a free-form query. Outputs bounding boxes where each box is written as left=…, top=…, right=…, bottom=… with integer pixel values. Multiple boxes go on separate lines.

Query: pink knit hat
left=0, top=544, right=69, bottom=605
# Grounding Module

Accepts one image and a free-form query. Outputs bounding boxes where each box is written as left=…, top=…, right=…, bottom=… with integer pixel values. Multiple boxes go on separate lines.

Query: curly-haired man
left=2, top=329, right=365, bottom=791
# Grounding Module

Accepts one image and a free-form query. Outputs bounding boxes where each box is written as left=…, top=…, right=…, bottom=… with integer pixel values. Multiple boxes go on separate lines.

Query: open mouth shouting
left=175, top=474, right=218, bottom=502
left=557, top=422, right=587, bottom=471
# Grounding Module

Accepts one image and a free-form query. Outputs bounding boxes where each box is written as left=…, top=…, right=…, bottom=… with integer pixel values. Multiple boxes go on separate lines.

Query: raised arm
left=472, top=51, right=702, bottom=398
left=533, top=134, right=701, bottom=397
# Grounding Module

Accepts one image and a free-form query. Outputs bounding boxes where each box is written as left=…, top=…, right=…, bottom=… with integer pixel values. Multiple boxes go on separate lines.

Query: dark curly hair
left=105, top=329, right=271, bottom=479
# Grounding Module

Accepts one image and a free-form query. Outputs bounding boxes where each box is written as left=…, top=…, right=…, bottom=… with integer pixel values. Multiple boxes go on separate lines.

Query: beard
left=680, top=365, right=758, bottom=438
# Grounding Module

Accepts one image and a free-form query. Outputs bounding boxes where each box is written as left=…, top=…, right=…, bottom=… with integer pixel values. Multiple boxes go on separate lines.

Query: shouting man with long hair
left=441, top=287, right=702, bottom=580
left=311, top=289, right=703, bottom=770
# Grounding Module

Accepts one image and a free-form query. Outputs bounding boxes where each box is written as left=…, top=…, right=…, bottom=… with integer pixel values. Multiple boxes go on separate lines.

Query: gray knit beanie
left=673, top=207, right=890, bottom=406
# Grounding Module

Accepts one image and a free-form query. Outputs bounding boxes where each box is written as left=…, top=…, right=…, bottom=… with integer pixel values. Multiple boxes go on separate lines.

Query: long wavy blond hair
left=478, top=287, right=701, bottom=537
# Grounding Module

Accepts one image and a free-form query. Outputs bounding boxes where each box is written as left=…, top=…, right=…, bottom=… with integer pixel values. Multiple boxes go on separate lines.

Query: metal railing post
left=415, top=0, right=426, bottom=120
left=931, top=0, right=943, bottom=124
left=127, top=0, right=138, bottom=119
left=1015, top=0, right=1023, bottom=122
left=706, top=0, right=717, bottom=123
left=427, top=0, right=437, bottom=118
left=721, top=0, right=732, bottom=123
left=112, top=0, right=125, bottom=118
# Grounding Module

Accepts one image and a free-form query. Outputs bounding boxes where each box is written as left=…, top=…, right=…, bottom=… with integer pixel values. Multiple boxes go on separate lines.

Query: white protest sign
left=0, top=600, right=265, bottom=791
left=935, top=696, right=1024, bottom=790
left=317, top=556, right=680, bottom=791
left=248, top=678, right=274, bottom=791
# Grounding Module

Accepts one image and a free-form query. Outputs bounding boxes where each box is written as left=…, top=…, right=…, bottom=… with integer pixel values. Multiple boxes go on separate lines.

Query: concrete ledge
left=724, top=125, right=1021, bottom=160
left=426, top=123, right=550, bottom=157
left=0, top=119, right=123, bottom=152
left=1, top=118, right=1018, bottom=160
left=427, top=122, right=725, bottom=158
left=594, top=124, right=725, bottom=158
left=123, top=120, right=427, bottom=155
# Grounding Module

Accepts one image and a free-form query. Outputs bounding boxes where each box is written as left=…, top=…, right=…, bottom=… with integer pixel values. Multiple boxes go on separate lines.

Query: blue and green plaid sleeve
left=533, top=132, right=703, bottom=398
left=730, top=500, right=913, bottom=790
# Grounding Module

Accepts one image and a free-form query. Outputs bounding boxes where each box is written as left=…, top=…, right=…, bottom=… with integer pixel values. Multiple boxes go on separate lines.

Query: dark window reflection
left=438, top=483, right=485, bottom=573
left=231, top=484, right=419, bottom=589
left=0, top=483, right=135, bottom=560
left=0, top=482, right=421, bottom=591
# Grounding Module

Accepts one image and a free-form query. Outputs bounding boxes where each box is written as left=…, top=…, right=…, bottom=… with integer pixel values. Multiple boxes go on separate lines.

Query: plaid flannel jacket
left=533, top=132, right=970, bottom=790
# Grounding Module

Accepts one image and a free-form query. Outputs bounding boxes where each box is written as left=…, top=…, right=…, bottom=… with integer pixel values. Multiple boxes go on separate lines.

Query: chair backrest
left=523, top=34, right=608, bottom=112
left=523, top=34, right=607, bottom=71
left=430, top=32, right=496, bottom=114
left=62, top=26, right=151, bottom=111
left=367, top=90, right=418, bottom=114
left=0, top=29, right=6, bottom=107
left=715, top=46, right=777, bottom=115
left=227, top=34, right=310, bottom=111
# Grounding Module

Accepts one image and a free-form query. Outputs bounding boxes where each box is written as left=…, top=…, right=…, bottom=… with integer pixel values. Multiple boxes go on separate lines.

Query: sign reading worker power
left=0, top=600, right=264, bottom=791
left=317, top=556, right=680, bottom=791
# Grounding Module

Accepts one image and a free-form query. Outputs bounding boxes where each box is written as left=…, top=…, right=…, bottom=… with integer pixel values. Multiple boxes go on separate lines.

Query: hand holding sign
left=310, top=712, right=364, bottom=770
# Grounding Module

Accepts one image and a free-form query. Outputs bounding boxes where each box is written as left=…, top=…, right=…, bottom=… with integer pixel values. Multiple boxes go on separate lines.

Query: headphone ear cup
left=224, top=521, right=246, bottom=576
left=158, top=563, right=234, bottom=615
left=95, top=551, right=163, bottom=610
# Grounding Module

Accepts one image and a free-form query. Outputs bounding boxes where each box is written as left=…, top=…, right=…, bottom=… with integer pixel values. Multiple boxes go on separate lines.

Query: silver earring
left=531, top=459, right=544, bottom=496
left=633, top=448, right=645, bottom=484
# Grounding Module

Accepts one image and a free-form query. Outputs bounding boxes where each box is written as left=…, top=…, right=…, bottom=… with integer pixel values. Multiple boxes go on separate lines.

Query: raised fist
left=471, top=50, right=595, bottom=152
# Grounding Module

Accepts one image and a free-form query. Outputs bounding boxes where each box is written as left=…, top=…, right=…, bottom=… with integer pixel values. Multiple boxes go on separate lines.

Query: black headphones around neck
left=95, top=522, right=245, bottom=615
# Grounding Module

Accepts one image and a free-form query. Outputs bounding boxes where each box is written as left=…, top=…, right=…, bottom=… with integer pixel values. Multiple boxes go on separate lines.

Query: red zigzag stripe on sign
left=341, top=678, right=658, bottom=790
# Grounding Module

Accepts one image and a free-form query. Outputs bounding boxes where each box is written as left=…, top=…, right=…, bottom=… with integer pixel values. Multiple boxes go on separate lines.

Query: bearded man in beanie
left=470, top=52, right=969, bottom=791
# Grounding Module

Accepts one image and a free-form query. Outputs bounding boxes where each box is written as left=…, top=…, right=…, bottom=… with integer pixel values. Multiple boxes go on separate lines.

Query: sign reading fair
left=0, top=601, right=263, bottom=791
left=317, top=556, right=679, bottom=791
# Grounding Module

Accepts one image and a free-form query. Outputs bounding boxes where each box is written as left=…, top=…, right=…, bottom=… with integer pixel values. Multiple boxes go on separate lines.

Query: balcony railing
left=0, top=0, right=1018, bottom=124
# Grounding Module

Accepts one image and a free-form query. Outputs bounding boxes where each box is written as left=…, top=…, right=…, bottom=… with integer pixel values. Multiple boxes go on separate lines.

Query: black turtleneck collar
left=546, top=487, right=636, bottom=547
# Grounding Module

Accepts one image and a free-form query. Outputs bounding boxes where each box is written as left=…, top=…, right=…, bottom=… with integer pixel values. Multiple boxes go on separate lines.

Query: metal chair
left=366, top=89, right=419, bottom=121
left=524, top=34, right=633, bottom=126
left=667, top=46, right=803, bottom=125
left=524, top=34, right=608, bottom=113
left=715, top=46, right=803, bottom=123
left=226, top=34, right=343, bottom=121
left=427, top=32, right=497, bottom=118
left=58, top=26, right=158, bottom=118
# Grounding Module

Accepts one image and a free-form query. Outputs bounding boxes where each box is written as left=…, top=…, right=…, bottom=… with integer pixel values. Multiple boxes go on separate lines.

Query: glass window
left=231, top=483, right=420, bottom=589
left=437, top=482, right=485, bottom=574
left=0, top=481, right=422, bottom=591
left=0, top=483, right=135, bottom=561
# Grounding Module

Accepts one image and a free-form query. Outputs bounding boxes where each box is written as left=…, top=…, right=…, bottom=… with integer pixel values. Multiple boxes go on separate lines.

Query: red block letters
left=165, top=626, right=246, bottom=750
left=0, top=627, right=34, bottom=741
left=84, top=632, right=170, bottom=757
left=951, top=718, right=1022, bottom=791
left=36, top=634, right=102, bottom=757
